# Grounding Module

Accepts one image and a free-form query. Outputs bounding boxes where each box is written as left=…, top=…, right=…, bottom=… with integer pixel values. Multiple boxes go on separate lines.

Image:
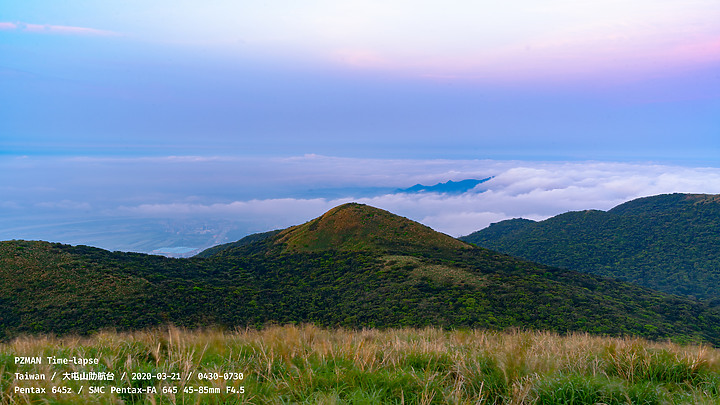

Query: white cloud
left=107, top=158, right=720, bottom=238
left=7, top=155, right=720, bottom=251
left=35, top=200, right=92, bottom=211
left=0, top=201, right=22, bottom=210
left=0, top=21, right=119, bottom=36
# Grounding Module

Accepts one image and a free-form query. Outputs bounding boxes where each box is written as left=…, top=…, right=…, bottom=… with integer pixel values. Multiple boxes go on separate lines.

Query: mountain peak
left=397, top=178, right=491, bottom=194
left=274, top=203, right=471, bottom=253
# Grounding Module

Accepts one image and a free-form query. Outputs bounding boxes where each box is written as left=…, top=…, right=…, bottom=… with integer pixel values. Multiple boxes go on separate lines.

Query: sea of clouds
left=3, top=155, right=720, bottom=252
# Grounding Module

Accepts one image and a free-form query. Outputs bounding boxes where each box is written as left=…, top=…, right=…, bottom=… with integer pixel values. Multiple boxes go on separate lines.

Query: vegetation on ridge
left=2, top=202, right=720, bottom=346
left=461, top=193, right=720, bottom=301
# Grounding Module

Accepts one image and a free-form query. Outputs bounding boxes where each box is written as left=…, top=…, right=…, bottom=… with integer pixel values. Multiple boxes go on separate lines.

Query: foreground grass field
left=2, top=325, right=719, bottom=404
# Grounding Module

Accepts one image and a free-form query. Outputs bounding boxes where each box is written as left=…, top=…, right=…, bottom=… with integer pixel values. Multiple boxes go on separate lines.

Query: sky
left=1, top=1, right=719, bottom=253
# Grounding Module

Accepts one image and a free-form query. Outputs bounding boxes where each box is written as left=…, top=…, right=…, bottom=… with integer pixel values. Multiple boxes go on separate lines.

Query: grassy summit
left=274, top=203, right=470, bottom=254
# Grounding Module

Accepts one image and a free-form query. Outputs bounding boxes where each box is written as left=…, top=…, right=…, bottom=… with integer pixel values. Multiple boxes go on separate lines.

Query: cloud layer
left=4, top=156, right=720, bottom=251
left=113, top=161, right=720, bottom=237
left=0, top=21, right=117, bottom=36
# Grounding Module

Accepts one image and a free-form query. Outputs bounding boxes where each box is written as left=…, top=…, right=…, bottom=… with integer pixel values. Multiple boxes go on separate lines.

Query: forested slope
left=462, top=193, right=720, bottom=301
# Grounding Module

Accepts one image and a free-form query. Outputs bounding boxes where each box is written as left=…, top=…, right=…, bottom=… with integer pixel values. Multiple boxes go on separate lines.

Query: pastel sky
left=1, top=1, right=719, bottom=252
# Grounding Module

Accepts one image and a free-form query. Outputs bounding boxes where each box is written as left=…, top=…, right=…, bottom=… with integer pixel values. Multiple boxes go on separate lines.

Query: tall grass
left=2, top=325, right=719, bottom=404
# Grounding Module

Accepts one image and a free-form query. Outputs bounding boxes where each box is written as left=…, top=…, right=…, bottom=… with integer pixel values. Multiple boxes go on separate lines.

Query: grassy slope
left=2, top=325, right=719, bottom=404
left=461, top=193, right=720, bottom=301
left=2, top=203, right=720, bottom=345
left=273, top=202, right=471, bottom=254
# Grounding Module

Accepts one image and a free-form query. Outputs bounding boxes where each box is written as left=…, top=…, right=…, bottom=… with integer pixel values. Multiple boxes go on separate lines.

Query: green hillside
left=461, top=193, right=720, bottom=301
left=274, top=202, right=471, bottom=253
left=0, top=241, right=172, bottom=334
left=2, top=203, right=720, bottom=346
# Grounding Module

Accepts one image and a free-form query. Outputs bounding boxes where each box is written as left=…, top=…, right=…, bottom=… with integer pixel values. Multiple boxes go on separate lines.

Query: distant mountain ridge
left=397, top=178, right=491, bottom=194
left=461, top=193, right=720, bottom=301
left=2, top=201, right=720, bottom=344
left=294, top=178, right=491, bottom=202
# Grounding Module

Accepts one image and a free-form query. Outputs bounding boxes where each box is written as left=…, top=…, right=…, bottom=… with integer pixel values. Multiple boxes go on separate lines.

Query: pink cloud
left=663, top=36, right=720, bottom=66
left=0, top=21, right=118, bottom=36
left=325, top=23, right=720, bottom=84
